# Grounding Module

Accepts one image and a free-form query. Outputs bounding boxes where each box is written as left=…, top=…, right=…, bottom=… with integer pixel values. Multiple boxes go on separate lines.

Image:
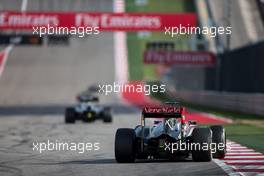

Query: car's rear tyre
left=192, top=127, right=212, bottom=162
left=103, top=115, right=112, bottom=123
left=103, top=107, right=112, bottom=123
left=65, top=107, right=75, bottom=124
left=115, top=128, right=136, bottom=163
left=210, top=125, right=226, bottom=159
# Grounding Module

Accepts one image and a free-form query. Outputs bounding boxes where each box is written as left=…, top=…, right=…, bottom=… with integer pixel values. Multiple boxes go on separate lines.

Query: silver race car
left=65, top=94, right=112, bottom=123
left=115, top=103, right=226, bottom=162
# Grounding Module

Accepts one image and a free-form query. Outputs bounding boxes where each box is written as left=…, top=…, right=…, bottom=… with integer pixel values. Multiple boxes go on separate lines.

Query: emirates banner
left=0, top=11, right=196, bottom=31
left=144, top=50, right=215, bottom=66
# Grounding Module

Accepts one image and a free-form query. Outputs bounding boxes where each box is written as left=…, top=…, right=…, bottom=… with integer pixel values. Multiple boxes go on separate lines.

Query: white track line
left=226, top=160, right=264, bottom=163
left=227, top=153, right=262, bottom=155
left=230, top=166, right=264, bottom=169
left=21, top=0, right=28, bottom=12
left=225, top=156, right=264, bottom=159
left=0, top=0, right=25, bottom=79
left=113, top=0, right=128, bottom=86
left=228, top=146, right=250, bottom=148
left=227, top=150, right=255, bottom=152
left=0, top=46, right=13, bottom=78
left=239, top=172, right=264, bottom=176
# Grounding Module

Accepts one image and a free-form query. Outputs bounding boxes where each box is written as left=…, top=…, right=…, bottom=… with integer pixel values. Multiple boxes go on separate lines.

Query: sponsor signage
left=144, top=107, right=182, bottom=114
left=144, top=50, right=215, bottom=66
left=0, top=11, right=196, bottom=31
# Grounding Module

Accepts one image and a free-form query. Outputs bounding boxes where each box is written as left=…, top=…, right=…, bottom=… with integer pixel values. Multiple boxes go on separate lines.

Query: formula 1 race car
left=115, top=103, right=226, bottom=162
left=65, top=94, right=112, bottom=123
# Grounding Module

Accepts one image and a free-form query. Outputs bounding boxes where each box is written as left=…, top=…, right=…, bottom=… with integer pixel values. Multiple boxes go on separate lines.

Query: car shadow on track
left=30, top=158, right=194, bottom=165
left=28, top=159, right=116, bottom=165
left=59, top=159, right=117, bottom=165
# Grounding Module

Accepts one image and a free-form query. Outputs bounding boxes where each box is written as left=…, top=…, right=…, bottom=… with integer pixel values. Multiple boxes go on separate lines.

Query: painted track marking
left=214, top=140, right=264, bottom=176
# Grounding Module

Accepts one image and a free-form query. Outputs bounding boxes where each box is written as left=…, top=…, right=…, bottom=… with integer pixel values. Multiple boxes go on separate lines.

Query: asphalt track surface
left=0, top=0, right=226, bottom=175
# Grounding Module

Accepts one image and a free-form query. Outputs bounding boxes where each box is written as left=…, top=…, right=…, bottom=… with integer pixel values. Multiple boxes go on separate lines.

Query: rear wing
left=142, top=106, right=183, bottom=118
